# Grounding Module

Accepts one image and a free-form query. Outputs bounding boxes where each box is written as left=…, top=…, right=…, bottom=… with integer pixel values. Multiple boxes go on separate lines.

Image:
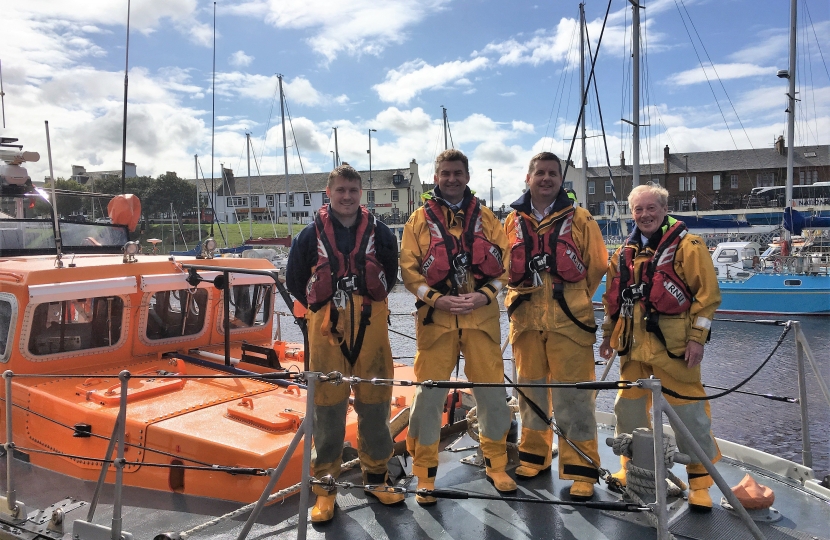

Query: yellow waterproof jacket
left=400, top=193, right=508, bottom=349
left=504, top=205, right=607, bottom=346
left=601, top=230, right=721, bottom=382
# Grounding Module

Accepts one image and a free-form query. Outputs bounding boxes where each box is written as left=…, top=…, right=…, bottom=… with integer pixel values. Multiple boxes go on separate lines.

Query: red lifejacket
left=420, top=196, right=503, bottom=290
left=305, top=206, right=388, bottom=311
left=606, top=220, right=692, bottom=317
left=508, top=206, right=588, bottom=286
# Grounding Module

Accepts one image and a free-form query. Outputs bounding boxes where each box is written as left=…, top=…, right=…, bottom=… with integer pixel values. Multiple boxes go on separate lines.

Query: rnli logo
left=489, top=245, right=503, bottom=264
left=560, top=215, right=573, bottom=235
left=663, top=280, right=688, bottom=306
left=566, top=248, right=585, bottom=274
left=422, top=254, right=435, bottom=275
left=366, top=233, right=376, bottom=255
left=657, top=245, right=677, bottom=267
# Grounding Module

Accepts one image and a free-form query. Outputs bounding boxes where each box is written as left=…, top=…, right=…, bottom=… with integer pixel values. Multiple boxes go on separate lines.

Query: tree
left=145, top=173, right=196, bottom=224
left=52, top=178, right=87, bottom=216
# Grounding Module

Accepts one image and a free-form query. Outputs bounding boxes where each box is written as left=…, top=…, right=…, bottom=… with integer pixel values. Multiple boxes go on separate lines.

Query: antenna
left=120, top=0, right=131, bottom=195
left=210, top=1, right=216, bottom=239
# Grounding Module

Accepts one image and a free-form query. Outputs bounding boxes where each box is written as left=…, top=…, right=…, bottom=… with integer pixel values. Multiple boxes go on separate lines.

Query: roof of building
left=191, top=167, right=417, bottom=195
left=573, top=144, right=829, bottom=179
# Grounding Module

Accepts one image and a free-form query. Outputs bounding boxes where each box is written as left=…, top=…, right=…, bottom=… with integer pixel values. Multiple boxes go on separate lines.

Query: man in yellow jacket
left=400, top=149, right=515, bottom=505
left=504, top=152, right=607, bottom=499
left=600, top=184, right=721, bottom=511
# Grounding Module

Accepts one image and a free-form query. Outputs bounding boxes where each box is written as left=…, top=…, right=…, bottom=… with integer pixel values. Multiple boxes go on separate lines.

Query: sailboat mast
left=580, top=3, right=588, bottom=194
left=442, top=107, right=448, bottom=150
left=247, top=132, right=252, bottom=240
left=333, top=127, right=340, bottom=166
left=120, top=0, right=131, bottom=195
left=631, top=0, right=641, bottom=188
left=279, top=75, right=292, bottom=237
left=195, top=154, right=202, bottom=242
left=0, top=59, right=6, bottom=128
left=785, top=0, right=797, bottom=209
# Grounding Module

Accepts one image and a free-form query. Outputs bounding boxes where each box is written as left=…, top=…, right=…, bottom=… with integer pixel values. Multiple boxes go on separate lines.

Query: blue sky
left=1, top=0, right=828, bottom=207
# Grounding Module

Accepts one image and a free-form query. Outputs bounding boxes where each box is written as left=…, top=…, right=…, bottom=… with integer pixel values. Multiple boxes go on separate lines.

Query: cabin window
left=0, top=295, right=17, bottom=363
left=146, top=289, right=209, bottom=341
left=28, top=296, right=124, bottom=356
left=716, top=249, right=739, bottom=263
left=784, top=279, right=802, bottom=287
left=222, top=284, right=273, bottom=331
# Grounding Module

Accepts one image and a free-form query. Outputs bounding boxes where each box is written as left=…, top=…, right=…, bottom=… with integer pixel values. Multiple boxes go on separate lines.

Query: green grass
left=134, top=221, right=303, bottom=253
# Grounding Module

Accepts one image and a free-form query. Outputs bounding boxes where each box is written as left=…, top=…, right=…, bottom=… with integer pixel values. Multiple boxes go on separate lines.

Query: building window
left=266, top=195, right=275, bottom=207
left=303, top=193, right=311, bottom=206
left=588, top=181, right=595, bottom=195
left=730, top=174, right=738, bottom=189
left=679, top=177, right=696, bottom=192
left=756, top=173, right=775, bottom=187
left=227, top=196, right=246, bottom=207
left=368, top=191, right=375, bottom=203
left=250, top=196, right=259, bottom=207
left=322, top=193, right=330, bottom=204
left=799, top=171, right=805, bottom=185
left=813, top=171, right=818, bottom=183
left=604, top=180, right=612, bottom=194
left=391, top=190, right=399, bottom=202
left=288, top=194, right=294, bottom=206
left=713, top=174, right=721, bottom=191
left=563, top=181, right=573, bottom=190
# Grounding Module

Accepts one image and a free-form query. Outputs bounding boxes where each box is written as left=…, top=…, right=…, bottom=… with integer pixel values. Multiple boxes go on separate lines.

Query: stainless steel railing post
left=3, top=370, right=17, bottom=516
left=296, top=371, right=316, bottom=540
left=111, top=370, right=130, bottom=540
left=640, top=378, right=670, bottom=540
left=792, top=321, right=813, bottom=468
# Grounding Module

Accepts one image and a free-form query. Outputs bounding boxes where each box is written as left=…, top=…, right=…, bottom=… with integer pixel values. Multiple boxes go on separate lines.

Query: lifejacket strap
left=551, top=283, right=597, bottom=334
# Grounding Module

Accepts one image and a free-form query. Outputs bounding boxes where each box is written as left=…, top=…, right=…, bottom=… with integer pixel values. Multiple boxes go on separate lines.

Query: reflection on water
left=276, top=285, right=830, bottom=478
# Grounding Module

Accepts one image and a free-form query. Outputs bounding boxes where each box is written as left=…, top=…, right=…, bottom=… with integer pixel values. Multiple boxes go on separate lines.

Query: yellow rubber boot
left=311, top=493, right=336, bottom=523
left=365, top=485, right=405, bottom=505
left=413, top=466, right=437, bottom=506
left=688, top=488, right=713, bottom=511
left=610, top=455, right=629, bottom=488
left=569, top=481, right=595, bottom=500
left=485, top=454, right=517, bottom=493
left=688, top=470, right=714, bottom=512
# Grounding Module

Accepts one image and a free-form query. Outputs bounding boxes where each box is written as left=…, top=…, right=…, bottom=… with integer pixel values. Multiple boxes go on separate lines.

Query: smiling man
left=503, top=152, right=608, bottom=500
left=400, top=149, right=515, bottom=505
left=599, top=183, right=722, bottom=511
left=286, top=165, right=402, bottom=523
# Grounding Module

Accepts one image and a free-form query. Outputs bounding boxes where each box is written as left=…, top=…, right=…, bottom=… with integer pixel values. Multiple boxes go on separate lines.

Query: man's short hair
left=527, top=152, right=562, bottom=175
left=629, top=183, right=669, bottom=208
left=434, top=149, right=469, bottom=175
left=327, top=164, right=362, bottom=189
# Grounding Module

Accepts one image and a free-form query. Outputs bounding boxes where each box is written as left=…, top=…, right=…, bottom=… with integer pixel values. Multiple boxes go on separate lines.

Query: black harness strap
left=506, top=293, right=532, bottom=319
left=552, top=282, right=597, bottom=334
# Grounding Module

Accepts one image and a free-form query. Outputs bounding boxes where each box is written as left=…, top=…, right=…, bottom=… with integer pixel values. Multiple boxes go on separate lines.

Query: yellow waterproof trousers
left=406, top=328, right=511, bottom=479
left=615, top=360, right=721, bottom=488
left=513, top=330, right=600, bottom=483
left=307, top=297, right=394, bottom=495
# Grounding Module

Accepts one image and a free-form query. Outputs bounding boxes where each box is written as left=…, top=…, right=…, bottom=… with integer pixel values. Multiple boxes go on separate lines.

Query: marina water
left=276, top=286, right=830, bottom=480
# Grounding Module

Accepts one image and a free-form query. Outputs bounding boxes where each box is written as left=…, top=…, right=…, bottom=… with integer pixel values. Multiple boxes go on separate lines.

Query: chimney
left=663, top=145, right=670, bottom=174
left=775, top=135, right=785, bottom=156
left=620, top=151, right=626, bottom=168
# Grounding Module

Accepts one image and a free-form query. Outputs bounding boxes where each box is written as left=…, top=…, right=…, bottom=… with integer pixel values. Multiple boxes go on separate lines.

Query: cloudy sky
left=1, top=0, right=828, bottom=207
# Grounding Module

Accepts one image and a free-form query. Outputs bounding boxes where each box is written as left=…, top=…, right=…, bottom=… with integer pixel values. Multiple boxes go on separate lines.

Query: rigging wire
left=248, top=141, right=279, bottom=237
left=197, top=159, right=227, bottom=246
left=282, top=95, right=313, bottom=198
left=803, top=0, right=830, bottom=81
left=542, top=15, right=578, bottom=149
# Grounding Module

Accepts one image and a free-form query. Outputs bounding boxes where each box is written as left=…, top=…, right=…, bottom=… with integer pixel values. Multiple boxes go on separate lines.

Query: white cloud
left=666, top=63, right=775, bottom=85
left=213, top=74, right=344, bottom=107
left=728, top=33, right=788, bottom=64
left=512, top=121, right=535, bottom=134
left=373, top=57, right=490, bottom=104
left=229, top=51, right=254, bottom=67
left=229, top=0, right=450, bottom=62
